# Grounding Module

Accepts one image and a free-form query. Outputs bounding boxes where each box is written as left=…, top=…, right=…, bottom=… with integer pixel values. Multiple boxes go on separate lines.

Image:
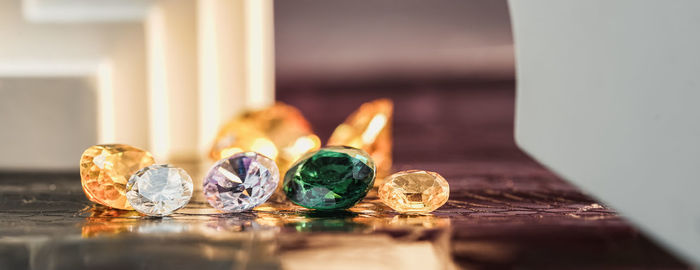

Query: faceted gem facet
left=126, top=164, right=193, bottom=216
left=80, top=144, right=155, bottom=210
left=379, top=170, right=450, bottom=214
left=283, top=146, right=376, bottom=210
left=204, top=152, right=280, bottom=212
left=328, top=99, right=393, bottom=180
left=209, top=102, right=321, bottom=175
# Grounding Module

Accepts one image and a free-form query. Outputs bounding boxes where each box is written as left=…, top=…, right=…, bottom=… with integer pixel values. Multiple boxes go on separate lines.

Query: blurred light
left=145, top=5, right=170, bottom=160
left=244, top=0, right=274, bottom=109
left=96, top=59, right=115, bottom=143
left=219, top=147, right=243, bottom=160
left=197, top=0, right=224, bottom=156
left=361, top=114, right=387, bottom=145
left=251, top=138, right=278, bottom=160
left=209, top=102, right=319, bottom=174
left=282, top=135, right=321, bottom=161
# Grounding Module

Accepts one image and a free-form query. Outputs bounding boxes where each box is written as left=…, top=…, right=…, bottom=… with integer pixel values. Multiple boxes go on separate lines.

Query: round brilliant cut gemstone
left=283, top=146, right=376, bottom=210
left=203, top=152, right=280, bottom=212
left=379, top=170, right=450, bottom=214
left=126, top=164, right=193, bottom=216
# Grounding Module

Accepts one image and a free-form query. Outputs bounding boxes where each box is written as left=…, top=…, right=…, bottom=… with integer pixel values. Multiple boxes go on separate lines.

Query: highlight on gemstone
left=328, top=98, right=393, bottom=180
left=203, top=152, right=280, bottom=212
left=80, top=144, right=155, bottom=210
left=126, top=164, right=193, bottom=216
left=209, top=102, right=321, bottom=175
left=379, top=170, right=450, bottom=214
left=283, top=146, right=376, bottom=210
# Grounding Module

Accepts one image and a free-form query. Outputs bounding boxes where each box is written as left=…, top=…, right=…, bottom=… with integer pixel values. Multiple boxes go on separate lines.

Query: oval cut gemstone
left=126, top=164, right=193, bottom=216
left=80, top=144, right=155, bottom=210
left=283, top=146, right=376, bottom=210
left=379, top=170, right=450, bottom=214
left=204, top=152, right=280, bottom=212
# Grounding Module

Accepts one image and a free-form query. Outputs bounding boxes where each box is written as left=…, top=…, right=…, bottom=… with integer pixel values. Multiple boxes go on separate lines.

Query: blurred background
left=274, top=0, right=513, bottom=84
left=0, top=0, right=513, bottom=171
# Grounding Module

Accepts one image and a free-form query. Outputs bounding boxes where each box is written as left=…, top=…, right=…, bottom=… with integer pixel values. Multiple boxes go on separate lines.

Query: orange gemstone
left=209, top=102, right=321, bottom=175
left=328, top=99, right=393, bottom=179
left=80, top=144, right=155, bottom=210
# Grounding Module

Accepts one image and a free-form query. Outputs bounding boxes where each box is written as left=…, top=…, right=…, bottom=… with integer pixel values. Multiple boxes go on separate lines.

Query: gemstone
left=209, top=102, right=321, bottom=176
left=204, top=152, right=280, bottom=212
left=125, top=164, right=193, bottom=216
left=80, top=144, right=155, bottom=210
left=379, top=170, right=450, bottom=214
left=283, top=146, right=376, bottom=210
left=328, top=99, right=393, bottom=180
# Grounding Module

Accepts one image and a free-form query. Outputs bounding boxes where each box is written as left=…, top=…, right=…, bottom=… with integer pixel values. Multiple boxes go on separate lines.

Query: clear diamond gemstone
left=204, top=152, right=280, bottom=212
left=126, top=165, right=193, bottom=216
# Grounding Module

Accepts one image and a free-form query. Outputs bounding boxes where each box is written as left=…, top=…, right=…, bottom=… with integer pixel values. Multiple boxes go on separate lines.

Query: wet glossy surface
left=0, top=170, right=686, bottom=269
left=0, top=81, right=689, bottom=269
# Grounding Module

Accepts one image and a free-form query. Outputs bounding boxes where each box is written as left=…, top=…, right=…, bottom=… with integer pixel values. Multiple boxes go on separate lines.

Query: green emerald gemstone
left=283, top=146, right=376, bottom=210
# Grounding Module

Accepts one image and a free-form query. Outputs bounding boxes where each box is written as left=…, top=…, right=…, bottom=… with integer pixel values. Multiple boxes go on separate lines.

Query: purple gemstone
left=203, top=152, right=279, bottom=212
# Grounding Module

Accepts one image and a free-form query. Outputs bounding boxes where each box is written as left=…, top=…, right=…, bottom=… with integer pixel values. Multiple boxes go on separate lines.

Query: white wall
left=0, top=0, right=148, bottom=170
left=0, top=78, right=96, bottom=171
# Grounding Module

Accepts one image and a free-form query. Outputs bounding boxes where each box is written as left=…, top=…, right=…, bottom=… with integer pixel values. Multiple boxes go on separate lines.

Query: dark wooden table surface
left=0, top=80, right=689, bottom=269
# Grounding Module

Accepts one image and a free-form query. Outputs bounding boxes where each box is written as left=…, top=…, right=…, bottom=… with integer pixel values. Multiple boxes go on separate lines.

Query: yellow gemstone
left=80, top=144, right=155, bottom=210
left=328, top=99, right=393, bottom=179
left=209, top=102, right=321, bottom=175
left=379, top=170, right=450, bottom=214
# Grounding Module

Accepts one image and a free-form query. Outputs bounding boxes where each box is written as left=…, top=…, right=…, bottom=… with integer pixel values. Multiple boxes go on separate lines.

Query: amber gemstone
left=209, top=102, right=321, bottom=175
left=379, top=170, right=449, bottom=214
left=80, top=144, right=155, bottom=210
left=328, top=99, right=393, bottom=180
